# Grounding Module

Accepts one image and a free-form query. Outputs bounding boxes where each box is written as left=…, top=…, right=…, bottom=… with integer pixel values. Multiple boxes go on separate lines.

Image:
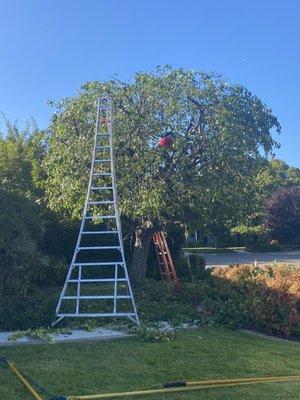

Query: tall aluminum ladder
left=53, top=97, right=139, bottom=326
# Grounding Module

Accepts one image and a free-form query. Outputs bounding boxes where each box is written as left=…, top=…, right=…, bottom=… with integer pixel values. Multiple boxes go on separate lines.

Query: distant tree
left=256, top=159, right=300, bottom=198
left=264, top=186, right=300, bottom=244
left=43, top=67, right=280, bottom=283
left=0, top=120, right=46, bottom=199
left=231, top=160, right=300, bottom=242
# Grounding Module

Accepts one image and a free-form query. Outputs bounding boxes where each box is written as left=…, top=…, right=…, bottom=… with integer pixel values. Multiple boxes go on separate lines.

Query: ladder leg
left=76, top=265, right=82, bottom=315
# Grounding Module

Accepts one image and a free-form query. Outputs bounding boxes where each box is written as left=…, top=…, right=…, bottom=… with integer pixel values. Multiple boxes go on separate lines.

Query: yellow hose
left=69, top=375, right=300, bottom=400
left=6, top=358, right=300, bottom=400
left=7, top=360, right=44, bottom=400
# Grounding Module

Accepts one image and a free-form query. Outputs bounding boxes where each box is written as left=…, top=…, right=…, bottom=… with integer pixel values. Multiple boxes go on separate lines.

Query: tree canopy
left=44, top=67, right=280, bottom=226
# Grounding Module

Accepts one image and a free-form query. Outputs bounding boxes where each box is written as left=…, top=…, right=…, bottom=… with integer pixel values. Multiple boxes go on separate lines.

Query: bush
left=203, top=265, right=300, bottom=337
left=246, top=241, right=283, bottom=252
left=231, top=224, right=268, bottom=247
left=176, top=254, right=209, bottom=282
left=136, top=280, right=199, bottom=324
left=0, top=189, right=49, bottom=296
left=0, top=288, right=59, bottom=330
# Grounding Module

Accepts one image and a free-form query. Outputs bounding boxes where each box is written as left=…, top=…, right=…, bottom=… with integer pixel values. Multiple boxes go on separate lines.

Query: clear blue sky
left=0, top=0, right=299, bottom=166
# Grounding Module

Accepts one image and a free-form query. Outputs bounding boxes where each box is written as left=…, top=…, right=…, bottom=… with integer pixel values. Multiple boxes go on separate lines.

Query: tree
left=264, top=186, right=300, bottom=244
left=256, top=159, right=300, bottom=198
left=0, top=119, right=46, bottom=199
left=230, top=159, right=300, bottom=244
left=43, top=67, right=280, bottom=284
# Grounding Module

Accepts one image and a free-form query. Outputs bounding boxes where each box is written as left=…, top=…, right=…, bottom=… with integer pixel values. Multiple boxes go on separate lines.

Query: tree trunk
left=130, top=222, right=161, bottom=286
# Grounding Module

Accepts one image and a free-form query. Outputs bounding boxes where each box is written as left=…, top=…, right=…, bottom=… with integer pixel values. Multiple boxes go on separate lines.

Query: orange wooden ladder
left=152, top=231, right=180, bottom=291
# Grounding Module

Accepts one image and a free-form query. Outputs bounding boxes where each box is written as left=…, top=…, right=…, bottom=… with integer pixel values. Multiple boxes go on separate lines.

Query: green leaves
left=43, top=66, right=281, bottom=232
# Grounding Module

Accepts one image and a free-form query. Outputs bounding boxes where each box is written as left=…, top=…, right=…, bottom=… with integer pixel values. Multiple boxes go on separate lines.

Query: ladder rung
left=91, top=186, right=113, bottom=190
left=97, top=134, right=110, bottom=136
left=94, top=159, right=111, bottom=163
left=92, top=172, right=112, bottom=176
left=96, top=146, right=110, bottom=150
left=73, top=262, right=123, bottom=266
left=57, top=312, right=136, bottom=317
left=85, top=215, right=116, bottom=219
left=62, top=295, right=131, bottom=300
left=68, top=278, right=127, bottom=283
left=88, top=201, right=114, bottom=205
left=78, top=246, right=121, bottom=250
left=82, top=230, right=118, bottom=235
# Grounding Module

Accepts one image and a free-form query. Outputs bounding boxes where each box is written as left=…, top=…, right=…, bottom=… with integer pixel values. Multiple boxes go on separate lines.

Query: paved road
left=199, top=251, right=300, bottom=267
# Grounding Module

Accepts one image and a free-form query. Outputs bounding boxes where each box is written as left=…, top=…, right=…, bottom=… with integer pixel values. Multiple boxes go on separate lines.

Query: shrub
left=176, top=254, right=209, bottom=282
left=231, top=224, right=268, bottom=247
left=136, top=280, right=199, bottom=324
left=0, top=189, right=49, bottom=296
left=246, top=241, right=283, bottom=252
left=0, top=288, right=59, bottom=330
left=205, top=265, right=300, bottom=337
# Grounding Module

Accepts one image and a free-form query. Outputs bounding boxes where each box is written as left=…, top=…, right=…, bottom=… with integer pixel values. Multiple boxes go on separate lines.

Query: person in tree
left=157, top=131, right=174, bottom=148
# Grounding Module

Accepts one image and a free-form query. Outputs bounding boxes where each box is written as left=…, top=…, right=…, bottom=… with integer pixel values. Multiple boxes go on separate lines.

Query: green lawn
left=1, top=328, right=299, bottom=400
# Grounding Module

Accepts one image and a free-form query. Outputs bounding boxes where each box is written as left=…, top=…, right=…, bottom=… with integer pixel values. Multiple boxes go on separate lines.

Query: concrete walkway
left=0, top=327, right=130, bottom=346
left=201, top=251, right=300, bottom=267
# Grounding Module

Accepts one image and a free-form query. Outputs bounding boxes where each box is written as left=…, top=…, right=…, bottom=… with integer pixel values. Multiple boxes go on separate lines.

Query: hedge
left=198, top=264, right=300, bottom=338
left=0, top=265, right=299, bottom=340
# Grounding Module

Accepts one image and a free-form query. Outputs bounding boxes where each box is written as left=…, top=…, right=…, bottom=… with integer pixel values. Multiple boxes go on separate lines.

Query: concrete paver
left=0, top=327, right=130, bottom=346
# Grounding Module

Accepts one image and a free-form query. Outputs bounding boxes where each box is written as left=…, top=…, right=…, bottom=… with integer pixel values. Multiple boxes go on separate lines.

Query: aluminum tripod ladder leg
left=53, top=97, right=139, bottom=326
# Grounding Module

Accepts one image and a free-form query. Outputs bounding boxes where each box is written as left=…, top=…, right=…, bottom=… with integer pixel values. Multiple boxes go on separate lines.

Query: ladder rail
left=153, top=231, right=180, bottom=291
left=160, top=232, right=179, bottom=283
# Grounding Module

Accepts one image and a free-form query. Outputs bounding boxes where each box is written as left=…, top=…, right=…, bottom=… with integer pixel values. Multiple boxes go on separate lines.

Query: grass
left=1, top=328, right=299, bottom=400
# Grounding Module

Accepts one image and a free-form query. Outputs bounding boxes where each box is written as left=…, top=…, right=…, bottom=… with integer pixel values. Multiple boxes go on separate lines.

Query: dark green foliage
left=41, top=213, right=79, bottom=261
left=166, top=223, right=185, bottom=261
left=176, top=254, right=209, bottom=282
left=231, top=225, right=268, bottom=246
left=0, top=289, right=58, bottom=330
left=136, top=280, right=199, bottom=324
left=0, top=189, right=48, bottom=296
